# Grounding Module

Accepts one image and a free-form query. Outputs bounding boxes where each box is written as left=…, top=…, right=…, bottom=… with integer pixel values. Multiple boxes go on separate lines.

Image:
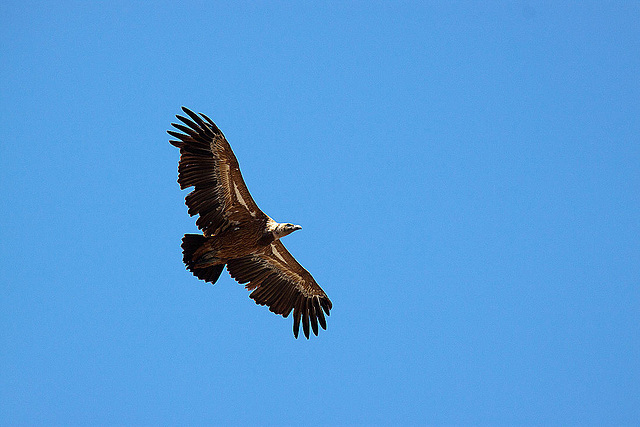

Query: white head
left=273, top=222, right=302, bottom=240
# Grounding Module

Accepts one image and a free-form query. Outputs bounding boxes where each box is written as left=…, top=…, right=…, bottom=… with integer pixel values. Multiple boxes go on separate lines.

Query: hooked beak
left=293, top=224, right=302, bottom=231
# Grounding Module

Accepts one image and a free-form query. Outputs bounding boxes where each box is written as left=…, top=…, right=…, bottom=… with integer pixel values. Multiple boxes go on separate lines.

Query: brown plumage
left=168, top=107, right=331, bottom=339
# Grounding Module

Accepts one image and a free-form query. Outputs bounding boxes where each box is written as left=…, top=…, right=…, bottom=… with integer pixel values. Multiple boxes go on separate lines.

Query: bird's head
left=273, top=223, right=302, bottom=239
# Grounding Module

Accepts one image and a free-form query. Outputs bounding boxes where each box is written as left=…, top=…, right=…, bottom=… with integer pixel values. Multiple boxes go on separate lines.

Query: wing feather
left=180, top=107, right=215, bottom=137
left=302, top=299, right=310, bottom=339
left=226, top=240, right=332, bottom=339
left=313, top=297, right=326, bottom=330
left=293, top=297, right=303, bottom=338
left=308, top=299, right=319, bottom=336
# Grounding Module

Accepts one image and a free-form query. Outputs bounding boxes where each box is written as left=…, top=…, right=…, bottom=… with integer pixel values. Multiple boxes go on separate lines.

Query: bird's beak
left=293, top=225, right=302, bottom=231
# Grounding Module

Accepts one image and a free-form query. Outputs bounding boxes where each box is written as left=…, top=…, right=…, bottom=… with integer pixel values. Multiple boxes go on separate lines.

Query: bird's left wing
left=226, top=240, right=332, bottom=339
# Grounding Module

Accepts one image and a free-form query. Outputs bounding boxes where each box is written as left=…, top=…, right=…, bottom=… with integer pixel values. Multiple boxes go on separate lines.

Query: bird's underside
left=168, top=107, right=331, bottom=339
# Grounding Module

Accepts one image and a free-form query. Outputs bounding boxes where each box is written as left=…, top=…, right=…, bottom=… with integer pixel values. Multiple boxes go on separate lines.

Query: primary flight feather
left=168, top=107, right=331, bottom=339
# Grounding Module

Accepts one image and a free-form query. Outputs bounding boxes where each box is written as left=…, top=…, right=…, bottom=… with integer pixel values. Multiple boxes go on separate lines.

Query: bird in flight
left=168, top=107, right=332, bottom=339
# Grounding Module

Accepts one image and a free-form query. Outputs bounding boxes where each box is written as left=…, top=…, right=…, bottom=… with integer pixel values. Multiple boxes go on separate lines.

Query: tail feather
left=181, top=234, right=225, bottom=284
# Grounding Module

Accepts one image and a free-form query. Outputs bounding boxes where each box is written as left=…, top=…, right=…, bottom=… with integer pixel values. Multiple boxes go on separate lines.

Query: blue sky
left=1, top=1, right=638, bottom=425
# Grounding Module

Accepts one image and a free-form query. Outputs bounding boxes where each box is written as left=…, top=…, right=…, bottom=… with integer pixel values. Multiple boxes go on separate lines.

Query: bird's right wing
left=168, top=107, right=267, bottom=236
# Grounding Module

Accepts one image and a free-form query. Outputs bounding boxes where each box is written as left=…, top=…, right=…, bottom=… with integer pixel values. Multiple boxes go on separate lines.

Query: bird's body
left=192, top=218, right=272, bottom=264
left=168, top=107, right=331, bottom=339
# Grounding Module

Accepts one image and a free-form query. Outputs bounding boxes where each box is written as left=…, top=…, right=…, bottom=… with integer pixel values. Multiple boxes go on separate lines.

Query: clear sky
left=1, top=1, right=638, bottom=425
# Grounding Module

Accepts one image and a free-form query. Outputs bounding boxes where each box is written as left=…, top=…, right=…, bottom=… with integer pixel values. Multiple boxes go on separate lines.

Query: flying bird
left=168, top=107, right=332, bottom=339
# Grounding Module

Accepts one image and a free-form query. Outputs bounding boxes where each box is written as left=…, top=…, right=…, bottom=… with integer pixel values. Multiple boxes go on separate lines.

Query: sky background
left=1, top=1, right=639, bottom=425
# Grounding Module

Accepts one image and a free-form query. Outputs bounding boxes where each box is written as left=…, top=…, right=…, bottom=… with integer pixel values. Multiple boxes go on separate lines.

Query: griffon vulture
left=168, top=107, right=331, bottom=339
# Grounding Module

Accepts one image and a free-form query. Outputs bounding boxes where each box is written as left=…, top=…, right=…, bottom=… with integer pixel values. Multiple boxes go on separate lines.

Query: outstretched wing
left=226, top=240, right=332, bottom=339
left=168, top=107, right=267, bottom=236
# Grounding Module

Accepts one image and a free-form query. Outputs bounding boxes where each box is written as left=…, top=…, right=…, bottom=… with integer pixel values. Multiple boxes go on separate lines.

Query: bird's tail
left=181, top=234, right=225, bottom=284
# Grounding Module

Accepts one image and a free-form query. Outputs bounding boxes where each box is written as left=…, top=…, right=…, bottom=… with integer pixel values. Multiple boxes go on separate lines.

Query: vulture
left=168, top=107, right=332, bottom=339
